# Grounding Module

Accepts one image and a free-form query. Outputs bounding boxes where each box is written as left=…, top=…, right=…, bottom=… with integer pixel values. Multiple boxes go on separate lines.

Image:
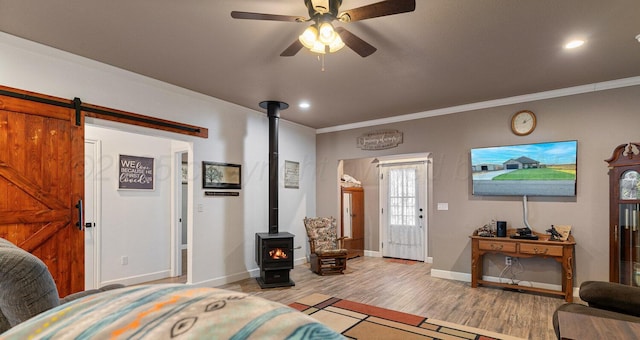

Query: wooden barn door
left=0, top=87, right=84, bottom=297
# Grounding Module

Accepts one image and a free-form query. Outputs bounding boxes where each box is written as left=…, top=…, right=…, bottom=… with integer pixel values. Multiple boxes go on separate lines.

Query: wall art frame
left=202, top=161, right=241, bottom=189
left=118, top=154, right=155, bottom=190
left=284, top=160, right=300, bottom=189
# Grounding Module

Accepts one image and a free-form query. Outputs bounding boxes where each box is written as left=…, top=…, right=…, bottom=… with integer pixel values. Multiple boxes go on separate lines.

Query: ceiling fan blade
left=280, top=39, right=304, bottom=57
left=231, top=11, right=306, bottom=22
left=335, top=27, right=377, bottom=57
left=338, top=0, right=416, bottom=22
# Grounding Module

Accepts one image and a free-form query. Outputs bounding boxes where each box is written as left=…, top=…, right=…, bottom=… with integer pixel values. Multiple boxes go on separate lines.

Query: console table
left=470, top=229, right=576, bottom=302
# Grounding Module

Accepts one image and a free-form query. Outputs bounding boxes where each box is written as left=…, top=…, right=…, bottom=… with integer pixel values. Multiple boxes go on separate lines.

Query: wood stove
left=255, top=232, right=295, bottom=288
left=255, top=100, right=295, bottom=289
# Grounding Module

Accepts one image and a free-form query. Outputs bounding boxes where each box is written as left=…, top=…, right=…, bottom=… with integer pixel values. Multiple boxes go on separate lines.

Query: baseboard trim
left=189, top=256, right=309, bottom=288
left=101, top=269, right=171, bottom=287
left=364, top=251, right=432, bottom=263
left=364, top=250, right=381, bottom=257
left=430, top=269, right=578, bottom=298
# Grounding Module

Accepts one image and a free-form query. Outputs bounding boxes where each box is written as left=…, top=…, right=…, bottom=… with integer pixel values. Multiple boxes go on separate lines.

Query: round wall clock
left=511, top=110, right=536, bottom=136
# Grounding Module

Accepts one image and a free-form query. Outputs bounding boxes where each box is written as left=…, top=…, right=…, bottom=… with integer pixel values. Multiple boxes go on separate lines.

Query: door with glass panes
left=380, top=163, right=426, bottom=261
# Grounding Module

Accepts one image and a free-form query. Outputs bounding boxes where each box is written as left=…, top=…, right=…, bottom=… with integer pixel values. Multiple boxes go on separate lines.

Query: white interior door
left=84, top=140, right=100, bottom=289
left=381, top=162, right=426, bottom=261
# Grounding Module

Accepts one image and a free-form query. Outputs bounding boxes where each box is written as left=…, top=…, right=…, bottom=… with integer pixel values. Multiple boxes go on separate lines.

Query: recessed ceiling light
left=636, top=34, right=640, bottom=43
left=299, top=102, right=311, bottom=109
left=565, top=40, right=585, bottom=49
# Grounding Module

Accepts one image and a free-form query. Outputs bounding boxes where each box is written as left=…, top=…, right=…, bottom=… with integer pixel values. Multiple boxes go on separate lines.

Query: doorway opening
left=173, top=151, right=189, bottom=281
left=84, top=123, right=192, bottom=287
left=338, top=153, right=432, bottom=262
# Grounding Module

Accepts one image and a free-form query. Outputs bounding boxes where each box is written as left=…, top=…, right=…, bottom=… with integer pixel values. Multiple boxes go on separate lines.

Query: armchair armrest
left=580, top=281, right=640, bottom=317
left=307, top=238, right=317, bottom=253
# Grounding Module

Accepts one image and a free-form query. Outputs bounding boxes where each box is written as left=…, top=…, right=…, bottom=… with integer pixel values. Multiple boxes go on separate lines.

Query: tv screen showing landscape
left=470, top=140, right=577, bottom=196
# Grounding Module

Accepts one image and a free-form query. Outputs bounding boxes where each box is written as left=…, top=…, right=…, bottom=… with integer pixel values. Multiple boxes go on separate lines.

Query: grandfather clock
left=606, top=143, right=640, bottom=285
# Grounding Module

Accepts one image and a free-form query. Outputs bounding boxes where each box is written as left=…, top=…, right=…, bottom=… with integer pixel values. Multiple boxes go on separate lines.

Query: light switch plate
left=437, top=203, right=449, bottom=211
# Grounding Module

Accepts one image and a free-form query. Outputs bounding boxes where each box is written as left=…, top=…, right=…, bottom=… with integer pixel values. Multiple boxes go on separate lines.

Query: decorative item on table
left=553, top=225, right=572, bottom=241
left=511, top=227, right=539, bottom=240
left=546, top=225, right=563, bottom=241
left=496, top=220, right=507, bottom=237
left=475, top=223, right=494, bottom=237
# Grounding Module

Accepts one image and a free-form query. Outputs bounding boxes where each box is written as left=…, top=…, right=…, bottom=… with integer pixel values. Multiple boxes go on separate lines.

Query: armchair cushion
left=316, top=248, right=348, bottom=256
left=0, top=242, right=60, bottom=332
left=303, top=217, right=342, bottom=253
left=579, top=281, right=640, bottom=317
left=0, top=238, right=124, bottom=333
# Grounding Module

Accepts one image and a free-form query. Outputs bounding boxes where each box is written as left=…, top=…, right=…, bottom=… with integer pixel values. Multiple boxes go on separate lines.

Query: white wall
left=0, top=32, right=317, bottom=287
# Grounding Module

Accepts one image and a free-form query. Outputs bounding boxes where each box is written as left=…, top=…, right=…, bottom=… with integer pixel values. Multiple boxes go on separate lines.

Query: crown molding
left=316, top=76, right=640, bottom=134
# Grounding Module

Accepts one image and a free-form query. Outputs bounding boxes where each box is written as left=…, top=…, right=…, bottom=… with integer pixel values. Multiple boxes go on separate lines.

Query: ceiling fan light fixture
left=328, top=34, right=345, bottom=52
left=299, top=25, right=319, bottom=49
left=318, top=22, right=338, bottom=44
left=310, top=41, right=328, bottom=54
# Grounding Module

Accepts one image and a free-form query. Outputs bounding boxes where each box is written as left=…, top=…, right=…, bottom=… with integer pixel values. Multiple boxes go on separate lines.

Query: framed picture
left=118, top=154, right=154, bottom=190
left=284, top=160, right=300, bottom=189
left=202, top=162, right=241, bottom=189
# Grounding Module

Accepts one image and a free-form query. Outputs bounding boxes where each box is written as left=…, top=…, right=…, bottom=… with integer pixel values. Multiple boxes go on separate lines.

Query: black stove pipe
left=259, top=101, right=288, bottom=234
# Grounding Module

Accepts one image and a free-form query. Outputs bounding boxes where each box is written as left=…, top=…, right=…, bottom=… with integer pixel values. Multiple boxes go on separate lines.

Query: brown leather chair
left=552, top=281, right=640, bottom=339
left=303, top=217, right=348, bottom=275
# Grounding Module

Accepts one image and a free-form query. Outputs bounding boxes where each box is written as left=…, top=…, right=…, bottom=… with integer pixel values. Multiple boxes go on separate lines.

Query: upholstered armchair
left=0, top=237, right=123, bottom=333
left=303, top=217, right=348, bottom=275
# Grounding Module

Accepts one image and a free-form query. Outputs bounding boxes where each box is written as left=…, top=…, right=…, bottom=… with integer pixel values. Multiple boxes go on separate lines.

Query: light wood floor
left=151, top=257, right=568, bottom=339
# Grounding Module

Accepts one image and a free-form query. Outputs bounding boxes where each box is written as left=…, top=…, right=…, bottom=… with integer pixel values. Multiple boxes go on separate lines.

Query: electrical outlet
left=505, top=256, right=512, bottom=266
left=121, top=256, right=128, bottom=265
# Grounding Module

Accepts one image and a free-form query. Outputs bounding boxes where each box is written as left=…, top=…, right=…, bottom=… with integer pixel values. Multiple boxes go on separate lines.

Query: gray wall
left=317, top=85, right=640, bottom=286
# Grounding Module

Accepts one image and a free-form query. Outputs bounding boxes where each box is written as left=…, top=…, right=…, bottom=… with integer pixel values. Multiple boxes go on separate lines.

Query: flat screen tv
left=470, top=140, right=577, bottom=196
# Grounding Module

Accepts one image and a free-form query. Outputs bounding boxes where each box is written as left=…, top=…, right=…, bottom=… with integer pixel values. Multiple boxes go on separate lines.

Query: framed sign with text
left=119, top=154, right=154, bottom=190
left=284, top=160, right=300, bottom=189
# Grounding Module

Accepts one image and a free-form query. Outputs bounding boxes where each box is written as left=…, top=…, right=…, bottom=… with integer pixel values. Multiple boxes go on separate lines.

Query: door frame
left=378, top=153, right=432, bottom=263
left=171, top=147, right=191, bottom=281
left=84, top=139, right=102, bottom=289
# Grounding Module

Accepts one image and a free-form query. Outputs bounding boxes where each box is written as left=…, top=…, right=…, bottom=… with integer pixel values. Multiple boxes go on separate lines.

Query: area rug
left=289, top=293, right=524, bottom=340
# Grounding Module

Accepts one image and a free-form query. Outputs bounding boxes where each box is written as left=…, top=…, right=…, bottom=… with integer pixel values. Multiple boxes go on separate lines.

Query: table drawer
left=519, top=243, right=563, bottom=256
left=478, top=240, right=516, bottom=252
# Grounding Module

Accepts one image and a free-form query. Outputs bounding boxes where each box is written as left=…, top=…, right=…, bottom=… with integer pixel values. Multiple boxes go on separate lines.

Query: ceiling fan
left=231, top=0, right=416, bottom=57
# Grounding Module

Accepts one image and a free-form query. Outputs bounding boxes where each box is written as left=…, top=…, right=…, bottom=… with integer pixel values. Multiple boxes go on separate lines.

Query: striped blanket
left=0, top=284, right=343, bottom=339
